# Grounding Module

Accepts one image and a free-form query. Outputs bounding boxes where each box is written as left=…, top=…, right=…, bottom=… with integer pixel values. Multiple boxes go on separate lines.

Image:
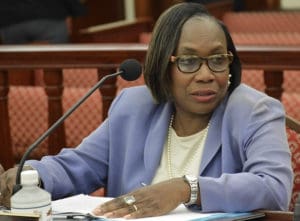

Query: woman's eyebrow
left=177, top=45, right=227, bottom=55
left=211, top=47, right=227, bottom=54
left=177, top=47, right=198, bottom=54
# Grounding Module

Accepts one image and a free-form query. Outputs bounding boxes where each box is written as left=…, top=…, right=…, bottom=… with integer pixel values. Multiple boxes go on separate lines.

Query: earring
left=228, top=74, right=232, bottom=86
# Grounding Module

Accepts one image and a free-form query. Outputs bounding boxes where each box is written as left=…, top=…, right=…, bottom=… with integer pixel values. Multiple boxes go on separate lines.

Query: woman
left=0, top=2, right=293, bottom=219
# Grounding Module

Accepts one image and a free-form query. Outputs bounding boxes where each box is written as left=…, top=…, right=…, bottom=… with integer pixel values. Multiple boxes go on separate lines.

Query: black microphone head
left=119, top=59, right=142, bottom=81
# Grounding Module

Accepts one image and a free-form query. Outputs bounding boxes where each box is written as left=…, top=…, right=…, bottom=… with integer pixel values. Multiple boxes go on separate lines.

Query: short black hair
left=144, top=2, right=241, bottom=103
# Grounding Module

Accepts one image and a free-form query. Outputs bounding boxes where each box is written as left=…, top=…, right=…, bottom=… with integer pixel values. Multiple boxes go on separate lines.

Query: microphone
left=13, top=58, right=142, bottom=194
left=119, top=59, right=142, bottom=81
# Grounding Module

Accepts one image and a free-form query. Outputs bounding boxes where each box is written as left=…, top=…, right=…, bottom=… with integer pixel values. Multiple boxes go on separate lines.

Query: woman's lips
left=190, top=89, right=217, bottom=102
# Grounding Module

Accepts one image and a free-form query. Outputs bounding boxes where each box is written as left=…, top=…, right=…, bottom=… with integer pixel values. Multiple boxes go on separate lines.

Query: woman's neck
left=172, top=112, right=211, bottom=137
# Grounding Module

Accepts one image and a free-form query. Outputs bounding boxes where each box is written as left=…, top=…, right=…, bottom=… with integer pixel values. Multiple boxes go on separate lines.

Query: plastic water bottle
left=11, top=170, right=52, bottom=221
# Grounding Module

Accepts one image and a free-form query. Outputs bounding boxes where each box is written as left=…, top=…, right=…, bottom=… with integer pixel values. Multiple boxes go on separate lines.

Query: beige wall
left=124, top=0, right=136, bottom=21
left=281, top=0, right=300, bottom=9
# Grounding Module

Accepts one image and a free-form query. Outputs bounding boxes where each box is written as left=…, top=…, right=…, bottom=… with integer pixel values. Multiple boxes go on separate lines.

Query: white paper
left=51, top=194, right=214, bottom=220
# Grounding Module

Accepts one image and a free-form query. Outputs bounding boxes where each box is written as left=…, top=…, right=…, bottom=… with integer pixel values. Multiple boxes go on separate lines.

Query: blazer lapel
left=143, top=103, right=173, bottom=182
left=199, top=98, right=227, bottom=175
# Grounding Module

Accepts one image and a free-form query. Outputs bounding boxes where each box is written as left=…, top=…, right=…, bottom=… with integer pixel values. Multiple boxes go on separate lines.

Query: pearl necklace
left=167, top=114, right=209, bottom=178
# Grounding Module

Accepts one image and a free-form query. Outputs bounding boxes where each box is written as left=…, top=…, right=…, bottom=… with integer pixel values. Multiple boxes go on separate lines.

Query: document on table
left=51, top=194, right=265, bottom=221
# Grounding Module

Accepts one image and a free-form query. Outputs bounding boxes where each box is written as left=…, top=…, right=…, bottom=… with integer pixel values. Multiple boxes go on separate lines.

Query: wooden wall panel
left=244, top=0, right=280, bottom=11
left=72, top=0, right=125, bottom=36
left=72, top=0, right=281, bottom=39
left=135, top=0, right=176, bottom=20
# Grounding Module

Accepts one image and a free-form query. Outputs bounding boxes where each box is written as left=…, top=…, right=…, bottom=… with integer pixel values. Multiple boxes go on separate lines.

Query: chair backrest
left=7, top=84, right=103, bottom=165
left=286, top=115, right=300, bottom=211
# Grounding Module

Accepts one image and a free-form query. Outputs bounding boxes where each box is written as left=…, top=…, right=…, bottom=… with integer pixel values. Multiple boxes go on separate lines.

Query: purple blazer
left=27, top=84, right=293, bottom=212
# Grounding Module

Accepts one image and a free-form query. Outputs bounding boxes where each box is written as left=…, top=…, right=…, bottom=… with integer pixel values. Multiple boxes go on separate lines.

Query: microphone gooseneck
left=13, top=59, right=142, bottom=195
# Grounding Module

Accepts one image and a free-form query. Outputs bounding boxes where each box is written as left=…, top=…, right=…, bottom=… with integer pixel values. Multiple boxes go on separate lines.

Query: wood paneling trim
left=75, top=17, right=154, bottom=43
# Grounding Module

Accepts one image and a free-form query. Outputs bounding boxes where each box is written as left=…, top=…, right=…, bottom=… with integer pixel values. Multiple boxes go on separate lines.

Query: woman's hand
left=0, top=165, right=4, bottom=175
left=0, top=165, right=35, bottom=208
left=92, top=177, right=191, bottom=219
left=0, top=167, right=18, bottom=208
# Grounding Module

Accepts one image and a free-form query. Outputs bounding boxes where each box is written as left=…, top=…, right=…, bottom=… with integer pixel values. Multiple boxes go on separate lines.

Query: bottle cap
left=21, top=170, right=39, bottom=185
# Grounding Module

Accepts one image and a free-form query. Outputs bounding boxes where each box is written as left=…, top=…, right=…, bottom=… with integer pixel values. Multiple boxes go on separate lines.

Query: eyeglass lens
left=177, top=54, right=231, bottom=73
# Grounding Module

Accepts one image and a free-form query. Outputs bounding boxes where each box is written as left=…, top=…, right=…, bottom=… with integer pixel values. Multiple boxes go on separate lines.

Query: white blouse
left=152, top=126, right=208, bottom=184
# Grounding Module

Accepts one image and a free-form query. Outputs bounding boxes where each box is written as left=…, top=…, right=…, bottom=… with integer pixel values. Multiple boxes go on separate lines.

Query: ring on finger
left=128, top=204, right=138, bottom=213
left=133, top=204, right=138, bottom=212
left=123, top=195, right=136, bottom=206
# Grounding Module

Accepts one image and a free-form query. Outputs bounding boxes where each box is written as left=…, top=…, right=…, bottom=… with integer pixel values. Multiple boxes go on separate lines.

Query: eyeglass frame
left=170, top=52, right=234, bottom=74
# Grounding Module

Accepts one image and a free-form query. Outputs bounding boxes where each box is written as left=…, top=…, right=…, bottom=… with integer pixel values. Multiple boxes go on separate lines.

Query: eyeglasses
left=170, top=52, right=233, bottom=73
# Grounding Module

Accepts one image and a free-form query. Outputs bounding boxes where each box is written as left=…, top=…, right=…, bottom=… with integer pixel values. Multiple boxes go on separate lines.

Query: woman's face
left=170, top=16, right=230, bottom=117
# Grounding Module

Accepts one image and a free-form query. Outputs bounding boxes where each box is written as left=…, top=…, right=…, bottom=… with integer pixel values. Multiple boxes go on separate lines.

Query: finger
left=0, top=185, right=11, bottom=208
left=123, top=204, right=145, bottom=219
left=123, top=200, right=165, bottom=219
left=0, top=175, right=8, bottom=207
left=0, top=165, right=4, bottom=174
left=93, top=193, right=143, bottom=217
left=104, top=204, right=138, bottom=218
left=0, top=190, right=3, bottom=205
left=93, top=196, right=128, bottom=215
